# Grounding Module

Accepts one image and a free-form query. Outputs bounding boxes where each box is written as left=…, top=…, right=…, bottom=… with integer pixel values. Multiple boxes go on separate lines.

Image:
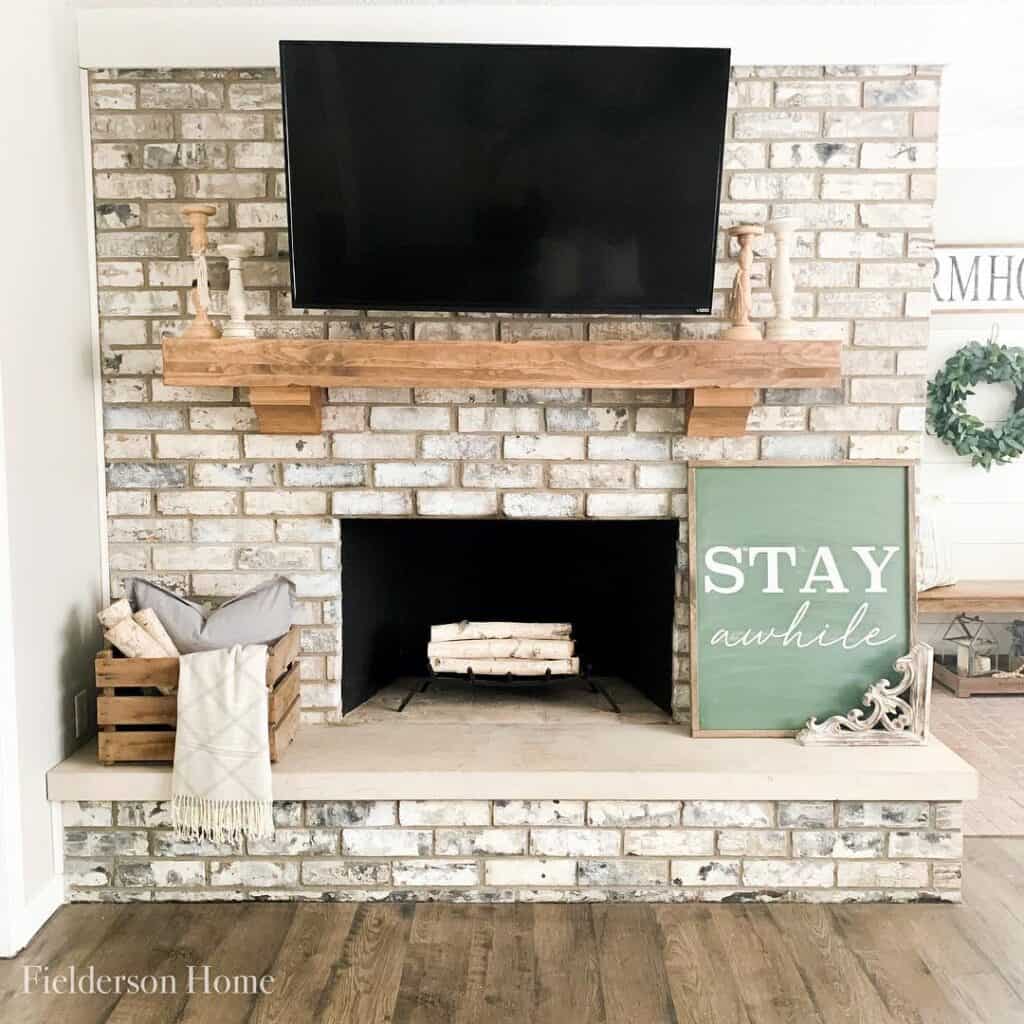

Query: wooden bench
left=919, top=581, right=1024, bottom=697
left=919, top=581, right=1024, bottom=615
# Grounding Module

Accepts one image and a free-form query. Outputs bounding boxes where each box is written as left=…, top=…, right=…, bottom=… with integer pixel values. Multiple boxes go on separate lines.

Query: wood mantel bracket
left=249, top=385, right=324, bottom=434
left=686, top=387, right=760, bottom=437
left=162, top=336, right=842, bottom=436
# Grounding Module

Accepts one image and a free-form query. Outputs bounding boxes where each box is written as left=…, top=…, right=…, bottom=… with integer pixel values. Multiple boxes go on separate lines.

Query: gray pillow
left=126, top=576, right=295, bottom=654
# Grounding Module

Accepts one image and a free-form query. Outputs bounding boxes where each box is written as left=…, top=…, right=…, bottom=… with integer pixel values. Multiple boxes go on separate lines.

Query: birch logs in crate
left=428, top=622, right=580, bottom=677
left=97, top=599, right=181, bottom=694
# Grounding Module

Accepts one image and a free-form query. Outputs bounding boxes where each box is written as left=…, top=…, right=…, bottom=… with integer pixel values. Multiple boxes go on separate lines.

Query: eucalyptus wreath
left=926, top=340, right=1024, bottom=469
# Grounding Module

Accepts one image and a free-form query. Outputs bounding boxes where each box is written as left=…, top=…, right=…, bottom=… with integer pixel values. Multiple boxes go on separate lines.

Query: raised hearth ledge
left=48, top=723, right=977, bottom=803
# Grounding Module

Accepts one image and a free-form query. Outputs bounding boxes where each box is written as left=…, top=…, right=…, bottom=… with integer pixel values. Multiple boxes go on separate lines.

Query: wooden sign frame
left=688, top=460, right=917, bottom=738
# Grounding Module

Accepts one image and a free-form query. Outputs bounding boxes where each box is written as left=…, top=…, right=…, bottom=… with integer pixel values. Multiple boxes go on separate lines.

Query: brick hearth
left=61, top=797, right=965, bottom=903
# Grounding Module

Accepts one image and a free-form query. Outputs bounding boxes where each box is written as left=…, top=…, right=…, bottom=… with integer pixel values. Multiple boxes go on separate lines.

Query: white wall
left=76, top=1, right=1024, bottom=67
left=0, top=371, right=22, bottom=956
left=926, top=41, right=1024, bottom=583
left=923, top=315, right=1024, bottom=581
left=936, top=54, right=1024, bottom=244
left=0, top=2, right=104, bottom=954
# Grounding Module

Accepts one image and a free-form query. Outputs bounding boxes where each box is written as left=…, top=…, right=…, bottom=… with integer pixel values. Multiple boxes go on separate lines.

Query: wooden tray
left=933, top=659, right=1024, bottom=698
left=96, top=627, right=301, bottom=765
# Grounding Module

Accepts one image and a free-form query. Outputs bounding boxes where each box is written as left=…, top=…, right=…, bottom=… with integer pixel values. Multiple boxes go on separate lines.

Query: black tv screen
left=280, top=41, right=730, bottom=314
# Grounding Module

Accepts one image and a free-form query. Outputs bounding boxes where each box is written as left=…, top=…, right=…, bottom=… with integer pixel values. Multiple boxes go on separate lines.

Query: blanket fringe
left=173, top=793, right=273, bottom=844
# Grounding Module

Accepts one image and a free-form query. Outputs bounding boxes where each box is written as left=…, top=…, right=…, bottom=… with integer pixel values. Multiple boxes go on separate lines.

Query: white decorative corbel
left=796, top=643, right=933, bottom=746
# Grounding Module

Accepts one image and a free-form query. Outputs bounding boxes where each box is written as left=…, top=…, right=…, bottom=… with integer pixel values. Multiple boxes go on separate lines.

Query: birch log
left=428, top=638, right=575, bottom=660
left=431, top=622, right=572, bottom=643
left=97, top=598, right=133, bottom=630
left=133, top=608, right=180, bottom=657
left=430, top=656, right=580, bottom=677
left=104, top=618, right=168, bottom=660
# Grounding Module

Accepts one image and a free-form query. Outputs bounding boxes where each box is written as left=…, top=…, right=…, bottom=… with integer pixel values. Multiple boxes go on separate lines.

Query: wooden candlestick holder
left=765, top=217, right=802, bottom=341
left=722, top=223, right=764, bottom=342
left=181, top=203, right=221, bottom=341
left=218, top=243, right=256, bottom=339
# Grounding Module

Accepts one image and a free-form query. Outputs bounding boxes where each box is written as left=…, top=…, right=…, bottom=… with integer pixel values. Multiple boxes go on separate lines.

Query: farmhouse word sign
left=933, top=246, right=1024, bottom=311
left=689, top=463, right=914, bottom=736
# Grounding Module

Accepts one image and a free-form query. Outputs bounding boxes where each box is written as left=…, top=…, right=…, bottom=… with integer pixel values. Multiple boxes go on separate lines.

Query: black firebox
left=340, top=519, right=678, bottom=715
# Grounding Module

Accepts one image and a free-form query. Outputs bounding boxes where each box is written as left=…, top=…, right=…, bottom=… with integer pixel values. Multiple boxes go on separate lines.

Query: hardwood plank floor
left=929, top=687, right=1024, bottom=835
left=2, top=839, right=1023, bottom=1024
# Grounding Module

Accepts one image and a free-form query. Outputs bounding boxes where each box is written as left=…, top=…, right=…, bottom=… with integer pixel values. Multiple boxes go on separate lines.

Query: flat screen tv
left=280, top=41, right=730, bottom=314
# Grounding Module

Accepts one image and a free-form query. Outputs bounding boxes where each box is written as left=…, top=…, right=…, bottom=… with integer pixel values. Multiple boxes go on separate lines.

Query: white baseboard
left=1, top=874, right=63, bottom=959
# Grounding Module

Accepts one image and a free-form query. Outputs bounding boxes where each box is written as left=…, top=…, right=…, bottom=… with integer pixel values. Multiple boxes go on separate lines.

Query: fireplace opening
left=340, top=519, right=679, bottom=716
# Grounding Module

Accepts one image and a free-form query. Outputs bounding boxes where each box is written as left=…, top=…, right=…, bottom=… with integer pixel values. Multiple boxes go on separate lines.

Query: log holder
left=396, top=662, right=621, bottom=714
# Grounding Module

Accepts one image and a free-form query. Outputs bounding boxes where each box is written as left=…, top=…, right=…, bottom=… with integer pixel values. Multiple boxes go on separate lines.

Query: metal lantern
left=943, top=613, right=999, bottom=677
left=1010, top=620, right=1024, bottom=674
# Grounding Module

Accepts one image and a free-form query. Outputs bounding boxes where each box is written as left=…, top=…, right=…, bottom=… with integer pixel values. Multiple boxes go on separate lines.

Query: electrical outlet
left=74, top=689, right=89, bottom=738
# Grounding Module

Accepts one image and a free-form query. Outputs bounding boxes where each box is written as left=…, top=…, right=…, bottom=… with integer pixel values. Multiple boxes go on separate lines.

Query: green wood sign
left=688, top=462, right=915, bottom=737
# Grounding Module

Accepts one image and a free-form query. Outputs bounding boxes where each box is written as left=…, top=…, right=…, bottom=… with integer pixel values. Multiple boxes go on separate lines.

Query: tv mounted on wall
left=280, top=41, right=731, bottom=315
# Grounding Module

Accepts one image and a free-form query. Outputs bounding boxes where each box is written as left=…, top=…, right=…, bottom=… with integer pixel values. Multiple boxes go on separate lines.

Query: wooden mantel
left=163, top=337, right=841, bottom=389
left=162, top=336, right=842, bottom=435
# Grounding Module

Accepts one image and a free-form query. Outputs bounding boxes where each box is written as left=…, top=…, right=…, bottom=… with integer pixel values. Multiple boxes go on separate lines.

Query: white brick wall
left=91, top=65, right=939, bottom=720
left=62, top=799, right=964, bottom=904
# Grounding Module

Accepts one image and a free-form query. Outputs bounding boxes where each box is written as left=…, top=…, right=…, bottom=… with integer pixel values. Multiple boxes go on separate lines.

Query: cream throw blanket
left=172, top=644, right=273, bottom=842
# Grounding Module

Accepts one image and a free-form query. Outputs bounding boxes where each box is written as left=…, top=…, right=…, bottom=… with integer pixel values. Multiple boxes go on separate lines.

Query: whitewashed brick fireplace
left=57, top=61, right=981, bottom=905
left=95, top=63, right=938, bottom=725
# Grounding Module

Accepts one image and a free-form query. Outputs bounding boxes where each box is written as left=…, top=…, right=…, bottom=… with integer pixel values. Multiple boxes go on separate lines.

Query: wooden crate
left=96, top=627, right=302, bottom=765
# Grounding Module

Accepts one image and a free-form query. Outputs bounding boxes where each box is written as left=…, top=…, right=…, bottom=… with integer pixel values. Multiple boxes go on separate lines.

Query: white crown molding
left=75, top=4, right=1021, bottom=69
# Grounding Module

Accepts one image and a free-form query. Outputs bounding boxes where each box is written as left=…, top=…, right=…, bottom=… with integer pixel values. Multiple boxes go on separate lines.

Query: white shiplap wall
left=925, top=66, right=1024, bottom=651
left=930, top=38, right=1024, bottom=582
left=923, top=314, right=1024, bottom=582
left=918, top=313, right=1024, bottom=653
